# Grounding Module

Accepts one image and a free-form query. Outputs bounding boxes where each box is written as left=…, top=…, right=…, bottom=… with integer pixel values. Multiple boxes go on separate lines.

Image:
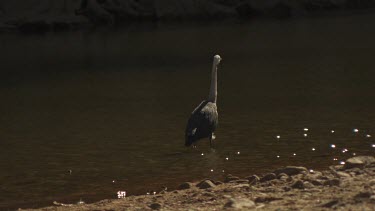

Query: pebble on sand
left=178, top=182, right=193, bottom=190
left=323, top=179, right=340, bottom=186
left=225, top=174, right=240, bottom=183
left=274, top=166, right=308, bottom=176
left=291, top=180, right=305, bottom=189
left=196, top=180, right=216, bottom=189
left=260, top=173, right=277, bottom=183
left=224, top=198, right=255, bottom=209
left=149, top=202, right=162, bottom=210
left=246, top=175, right=260, bottom=185
left=344, top=156, right=375, bottom=169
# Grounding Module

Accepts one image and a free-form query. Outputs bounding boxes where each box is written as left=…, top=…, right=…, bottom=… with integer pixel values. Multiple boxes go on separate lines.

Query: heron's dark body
left=185, top=100, right=218, bottom=146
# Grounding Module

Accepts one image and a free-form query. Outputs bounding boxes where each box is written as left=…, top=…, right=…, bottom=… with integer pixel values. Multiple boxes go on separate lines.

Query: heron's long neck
left=208, top=63, right=217, bottom=103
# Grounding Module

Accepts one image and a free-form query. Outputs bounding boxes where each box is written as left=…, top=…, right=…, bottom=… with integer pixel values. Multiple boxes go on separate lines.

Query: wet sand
left=23, top=156, right=375, bottom=210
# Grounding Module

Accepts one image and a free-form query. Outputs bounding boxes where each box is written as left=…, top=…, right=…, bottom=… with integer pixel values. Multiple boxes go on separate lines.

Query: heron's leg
left=209, top=133, right=215, bottom=149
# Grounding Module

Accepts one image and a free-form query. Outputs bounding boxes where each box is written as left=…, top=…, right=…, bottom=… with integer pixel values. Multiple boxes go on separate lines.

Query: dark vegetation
left=1, top=0, right=375, bottom=32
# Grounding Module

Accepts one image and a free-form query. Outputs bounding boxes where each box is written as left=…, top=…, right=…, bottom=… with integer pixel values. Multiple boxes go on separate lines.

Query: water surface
left=1, top=13, right=375, bottom=209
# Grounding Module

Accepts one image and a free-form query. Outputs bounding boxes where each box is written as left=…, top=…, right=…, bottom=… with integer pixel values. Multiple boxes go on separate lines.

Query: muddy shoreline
left=23, top=156, right=375, bottom=210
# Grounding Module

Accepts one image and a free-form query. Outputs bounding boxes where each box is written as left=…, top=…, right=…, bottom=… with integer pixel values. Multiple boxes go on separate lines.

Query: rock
left=345, top=157, right=365, bottom=169
left=304, top=172, right=322, bottom=182
left=318, top=175, right=330, bottom=180
left=225, top=174, right=240, bottom=183
left=278, top=173, right=291, bottom=182
left=310, top=180, right=323, bottom=186
left=320, top=199, right=339, bottom=208
left=149, top=202, right=162, bottom=210
left=260, top=173, right=277, bottom=182
left=255, top=196, right=283, bottom=203
left=232, top=184, right=250, bottom=189
left=323, top=179, right=340, bottom=186
left=203, top=192, right=215, bottom=197
left=303, top=181, right=314, bottom=189
left=331, top=165, right=344, bottom=171
left=274, top=166, right=308, bottom=176
left=283, top=186, right=292, bottom=192
left=178, top=182, right=193, bottom=190
left=291, top=180, right=304, bottom=189
left=345, top=167, right=364, bottom=175
left=293, top=173, right=306, bottom=180
left=224, top=198, right=255, bottom=209
left=159, top=190, right=167, bottom=194
left=303, top=181, right=315, bottom=189
left=215, top=181, right=224, bottom=185
left=310, top=170, right=323, bottom=177
left=246, top=175, right=260, bottom=185
left=229, top=179, right=249, bottom=184
left=336, top=171, right=351, bottom=178
left=277, top=173, right=288, bottom=179
left=344, top=156, right=375, bottom=169
left=223, top=188, right=233, bottom=193
left=196, top=180, right=216, bottom=189
left=354, top=191, right=372, bottom=200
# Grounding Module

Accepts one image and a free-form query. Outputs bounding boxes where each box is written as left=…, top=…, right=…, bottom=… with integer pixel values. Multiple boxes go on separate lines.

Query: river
left=1, top=13, right=375, bottom=209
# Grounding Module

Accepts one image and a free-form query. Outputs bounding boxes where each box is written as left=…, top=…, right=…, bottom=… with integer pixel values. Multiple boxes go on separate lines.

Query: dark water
left=1, top=13, right=375, bottom=209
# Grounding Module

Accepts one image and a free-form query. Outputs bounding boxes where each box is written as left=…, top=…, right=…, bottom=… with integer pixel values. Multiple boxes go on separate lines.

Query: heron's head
left=213, top=55, right=222, bottom=66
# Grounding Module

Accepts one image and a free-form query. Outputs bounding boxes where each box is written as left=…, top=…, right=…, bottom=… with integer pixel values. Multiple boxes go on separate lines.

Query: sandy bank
left=23, top=156, right=375, bottom=210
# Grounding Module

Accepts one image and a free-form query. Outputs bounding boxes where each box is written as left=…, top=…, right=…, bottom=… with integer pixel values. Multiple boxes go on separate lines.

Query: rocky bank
left=23, top=156, right=375, bottom=210
left=1, top=0, right=375, bottom=32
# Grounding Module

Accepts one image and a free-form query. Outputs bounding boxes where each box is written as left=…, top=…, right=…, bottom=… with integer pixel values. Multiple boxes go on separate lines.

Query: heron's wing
left=185, top=101, right=218, bottom=137
left=191, top=100, right=207, bottom=115
left=185, top=101, right=207, bottom=135
left=200, top=102, right=218, bottom=131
